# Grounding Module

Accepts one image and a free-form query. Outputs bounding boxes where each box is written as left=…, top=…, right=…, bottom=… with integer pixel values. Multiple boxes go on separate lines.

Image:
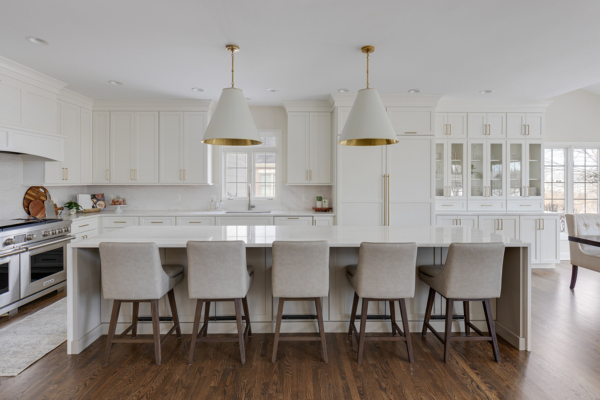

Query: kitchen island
left=67, top=225, right=531, bottom=354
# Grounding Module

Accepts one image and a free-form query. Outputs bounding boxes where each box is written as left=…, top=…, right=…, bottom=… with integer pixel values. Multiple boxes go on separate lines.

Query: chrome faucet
left=248, top=183, right=255, bottom=211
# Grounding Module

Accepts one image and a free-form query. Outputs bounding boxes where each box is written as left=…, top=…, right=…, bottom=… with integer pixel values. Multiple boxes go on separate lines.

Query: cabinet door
left=59, top=101, right=81, bottom=183
left=134, top=112, right=159, bottom=184
left=159, top=112, right=184, bottom=184
left=435, top=141, right=447, bottom=198
left=468, top=141, right=486, bottom=199
left=287, top=112, right=309, bottom=184
left=525, top=141, right=543, bottom=199
left=92, top=112, right=111, bottom=183
left=507, top=141, right=525, bottom=199
left=309, top=112, right=331, bottom=184
left=498, top=216, right=519, bottom=240
left=80, top=108, right=92, bottom=184
left=540, top=217, right=560, bottom=263
left=313, top=217, right=334, bottom=226
left=435, top=113, right=448, bottom=137
left=487, top=113, right=506, bottom=138
left=478, top=216, right=498, bottom=233
left=387, top=108, right=433, bottom=136
left=436, top=216, right=457, bottom=226
left=184, top=112, right=210, bottom=184
left=457, top=216, right=477, bottom=228
left=0, top=76, right=21, bottom=125
left=507, top=113, right=526, bottom=138
left=526, top=113, right=544, bottom=138
left=467, top=113, right=486, bottom=138
left=447, top=113, right=467, bottom=138
left=274, top=217, right=313, bottom=226
left=488, top=141, right=505, bottom=199
left=110, top=112, right=135, bottom=183
left=448, top=140, right=467, bottom=200
left=519, top=216, right=540, bottom=263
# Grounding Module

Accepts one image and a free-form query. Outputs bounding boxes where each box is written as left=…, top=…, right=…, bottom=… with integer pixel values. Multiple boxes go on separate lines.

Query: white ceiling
left=2, top=0, right=600, bottom=105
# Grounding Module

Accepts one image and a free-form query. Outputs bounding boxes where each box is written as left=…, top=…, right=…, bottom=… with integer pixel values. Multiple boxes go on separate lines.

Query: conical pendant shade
left=338, top=88, right=398, bottom=146
left=202, top=88, right=262, bottom=146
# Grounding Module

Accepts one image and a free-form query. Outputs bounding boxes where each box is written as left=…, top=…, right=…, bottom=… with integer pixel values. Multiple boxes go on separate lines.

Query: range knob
left=42, top=230, right=50, bottom=237
left=65, top=227, right=71, bottom=233
left=4, top=238, right=15, bottom=245
left=50, top=229, right=57, bottom=235
left=57, top=228, right=64, bottom=234
left=26, top=233, right=36, bottom=241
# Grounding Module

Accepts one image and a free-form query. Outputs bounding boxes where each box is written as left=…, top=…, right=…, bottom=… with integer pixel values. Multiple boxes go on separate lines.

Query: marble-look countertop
left=62, top=209, right=335, bottom=221
left=69, top=225, right=529, bottom=248
left=436, top=211, right=560, bottom=216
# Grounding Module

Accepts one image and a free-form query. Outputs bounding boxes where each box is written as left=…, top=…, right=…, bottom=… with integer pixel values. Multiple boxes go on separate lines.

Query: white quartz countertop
left=436, top=211, right=560, bottom=216
left=62, top=209, right=334, bottom=221
left=69, top=225, right=529, bottom=248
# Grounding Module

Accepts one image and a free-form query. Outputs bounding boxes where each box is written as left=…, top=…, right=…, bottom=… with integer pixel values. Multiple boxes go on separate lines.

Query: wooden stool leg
left=464, top=301, right=470, bottom=336
left=242, top=296, right=252, bottom=338
left=167, top=289, right=182, bottom=338
left=399, top=299, right=414, bottom=363
left=389, top=300, right=397, bottom=336
left=422, top=288, right=435, bottom=337
left=202, top=302, right=211, bottom=337
left=104, top=300, right=121, bottom=365
left=272, top=298, right=284, bottom=363
left=443, top=299, right=454, bottom=363
left=570, top=265, right=578, bottom=289
left=234, top=298, right=246, bottom=364
left=131, top=301, right=139, bottom=338
left=483, top=299, right=501, bottom=362
left=315, top=297, right=328, bottom=363
left=188, top=299, right=203, bottom=365
left=357, top=298, right=369, bottom=363
left=348, top=292, right=359, bottom=338
left=151, top=300, right=162, bottom=366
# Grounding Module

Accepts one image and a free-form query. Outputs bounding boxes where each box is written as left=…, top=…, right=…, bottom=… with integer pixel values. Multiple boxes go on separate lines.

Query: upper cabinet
left=467, top=112, right=506, bottom=138
left=435, top=113, right=467, bottom=138
left=507, top=113, right=544, bottom=138
left=287, top=111, right=331, bottom=184
left=92, top=112, right=110, bottom=184
left=388, top=107, right=434, bottom=136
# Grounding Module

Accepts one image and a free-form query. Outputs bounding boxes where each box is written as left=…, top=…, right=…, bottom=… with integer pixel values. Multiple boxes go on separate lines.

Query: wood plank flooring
left=1, top=262, right=600, bottom=399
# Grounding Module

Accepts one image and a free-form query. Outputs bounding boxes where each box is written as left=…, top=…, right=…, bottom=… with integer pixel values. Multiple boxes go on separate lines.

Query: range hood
left=0, top=127, right=64, bottom=162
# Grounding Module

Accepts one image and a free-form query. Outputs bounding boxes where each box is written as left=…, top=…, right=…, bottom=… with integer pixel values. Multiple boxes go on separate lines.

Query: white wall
left=545, top=89, right=600, bottom=142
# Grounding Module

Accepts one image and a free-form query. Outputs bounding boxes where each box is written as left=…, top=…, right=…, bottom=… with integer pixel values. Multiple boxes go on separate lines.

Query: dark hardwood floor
left=1, top=262, right=600, bottom=399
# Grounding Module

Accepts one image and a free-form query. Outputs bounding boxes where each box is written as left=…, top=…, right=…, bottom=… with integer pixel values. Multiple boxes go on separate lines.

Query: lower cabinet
left=274, top=216, right=313, bottom=226
left=71, top=218, right=100, bottom=241
left=139, top=217, right=176, bottom=226
left=216, top=216, right=274, bottom=226
left=176, top=217, right=215, bottom=226
left=313, top=216, right=335, bottom=226
left=436, top=215, right=477, bottom=227
left=478, top=215, right=519, bottom=240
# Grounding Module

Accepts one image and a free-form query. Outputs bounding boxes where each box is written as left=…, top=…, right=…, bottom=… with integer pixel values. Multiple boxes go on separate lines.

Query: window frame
left=221, top=130, right=282, bottom=203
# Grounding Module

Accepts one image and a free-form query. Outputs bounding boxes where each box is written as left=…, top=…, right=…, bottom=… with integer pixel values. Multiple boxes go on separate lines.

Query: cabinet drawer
left=216, top=217, right=273, bottom=226
left=507, top=200, right=544, bottom=212
left=435, top=201, right=467, bottom=212
left=468, top=201, right=506, bottom=212
left=71, top=218, right=99, bottom=234
left=74, top=229, right=99, bottom=241
left=176, top=217, right=216, bottom=226
left=274, top=216, right=313, bottom=226
left=102, top=217, right=139, bottom=227
left=313, top=216, right=334, bottom=226
left=140, top=217, right=176, bottom=226
left=387, top=108, right=433, bottom=136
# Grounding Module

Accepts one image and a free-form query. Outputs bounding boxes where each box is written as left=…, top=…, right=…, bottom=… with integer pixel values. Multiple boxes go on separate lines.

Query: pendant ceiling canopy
left=202, top=45, right=262, bottom=146
left=338, top=46, right=398, bottom=146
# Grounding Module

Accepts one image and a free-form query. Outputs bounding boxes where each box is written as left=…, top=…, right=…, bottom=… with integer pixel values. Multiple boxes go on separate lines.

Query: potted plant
left=64, top=201, right=82, bottom=216
left=316, top=195, right=323, bottom=208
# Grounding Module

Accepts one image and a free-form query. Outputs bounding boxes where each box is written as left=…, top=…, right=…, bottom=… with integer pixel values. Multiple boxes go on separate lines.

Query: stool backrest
left=99, top=242, right=169, bottom=300
left=187, top=241, right=250, bottom=299
left=440, top=243, right=505, bottom=299
left=355, top=242, right=418, bottom=299
left=566, top=214, right=600, bottom=259
left=272, top=241, right=329, bottom=298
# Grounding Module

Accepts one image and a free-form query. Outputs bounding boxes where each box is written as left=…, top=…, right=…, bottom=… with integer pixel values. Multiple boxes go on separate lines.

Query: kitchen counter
left=63, top=209, right=335, bottom=221
left=67, top=225, right=531, bottom=355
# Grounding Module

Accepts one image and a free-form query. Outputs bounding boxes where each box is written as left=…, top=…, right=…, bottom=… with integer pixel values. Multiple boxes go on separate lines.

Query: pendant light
left=202, top=45, right=262, bottom=146
left=338, top=46, right=398, bottom=146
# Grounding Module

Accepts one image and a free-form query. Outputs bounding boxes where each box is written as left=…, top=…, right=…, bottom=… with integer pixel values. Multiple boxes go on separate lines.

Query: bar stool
left=99, top=242, right=184, bottom=366
left=346, top=242, right=418, bottom=363
left=271, top=241, right=329, bottom=364
left=186, top=241, right=253, bottom=365
left=419, top=242, right=505, bottom=363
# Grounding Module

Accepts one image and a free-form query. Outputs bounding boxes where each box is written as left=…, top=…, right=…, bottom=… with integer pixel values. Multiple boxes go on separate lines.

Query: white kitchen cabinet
left=519, top=215, right=560, bottom=265
left=274, top=216, right=313, bottom=226
left=468, top=113, right=506, bottom=138
left=507, top=140, right=544, bottom=203
left=468, top=140, right=506, bottom=209
left=216, top=216, right=274, bottom=226
left=436, top=215, right=477, bottom=227
left=435, top=113, right=467, bottom=138
left=313, top=216, right=334, bottom=226
left=80, top=108, right=92, bottom=184
left=435, top=140, right=467, bottom=202
left=176, top=217, right=216, bottom=226
left=110, top=112, right=159, bottom=184
left=387, top=107, right=434, bottom=136
left=159, top=112, right=211, bottom=184
left=102, top=216, right=139, bottom=228
left=286, top=112, right=331, bottom=184
left=507, top=113, right=544, bottom=139
left=478, top=215, right=519, bottom=239
left=92, top=111, right=111, bottom=183
left=139, top=217, right=176, bottom=226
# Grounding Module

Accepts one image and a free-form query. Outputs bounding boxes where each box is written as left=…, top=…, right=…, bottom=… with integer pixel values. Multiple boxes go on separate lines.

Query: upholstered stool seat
left=100, top=242, right=184, bottom=366
left=346, top=242, right=418, bottom=363
left=187, top=241, right=254, bottom=365
left=419, top=242, right=505, bottom=363
left=566, top=214, right=600, bottom=289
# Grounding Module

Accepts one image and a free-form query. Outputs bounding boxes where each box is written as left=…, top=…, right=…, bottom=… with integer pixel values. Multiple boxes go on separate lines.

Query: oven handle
left=0, top=247, right=28, bottom=257
left=26, top=236, right=75, bottom=251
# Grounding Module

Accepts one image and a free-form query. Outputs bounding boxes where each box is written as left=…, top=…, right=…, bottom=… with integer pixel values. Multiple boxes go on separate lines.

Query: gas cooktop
left=0, top=218, right=64, bottom=232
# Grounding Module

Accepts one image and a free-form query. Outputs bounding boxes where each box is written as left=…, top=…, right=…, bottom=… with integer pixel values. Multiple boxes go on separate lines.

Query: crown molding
left=58, top=88, right=94, bottom=109
left=435, top=100, right=552, bottom=113
left=0, top=56, right=67, bottom=94
left=93, top=99, right=216, bottom=112
left=329, top=93, right=443, bottom=108
left=282, top=100, right=332, bottom=113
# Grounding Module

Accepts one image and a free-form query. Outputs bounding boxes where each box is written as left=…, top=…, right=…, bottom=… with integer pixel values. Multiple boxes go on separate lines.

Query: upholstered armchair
left=565, top=214, right=600, bottom=289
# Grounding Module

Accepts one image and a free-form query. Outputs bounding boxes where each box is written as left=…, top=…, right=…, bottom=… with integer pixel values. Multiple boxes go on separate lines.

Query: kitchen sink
left=226, top=211, right=272, bottom=214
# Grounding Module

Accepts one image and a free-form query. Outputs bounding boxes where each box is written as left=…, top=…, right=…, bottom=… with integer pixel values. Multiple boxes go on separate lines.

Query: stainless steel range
left=0, top=218, right=73, bottom=315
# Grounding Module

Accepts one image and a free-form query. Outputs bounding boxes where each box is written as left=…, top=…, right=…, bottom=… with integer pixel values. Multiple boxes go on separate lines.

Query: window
left=572, top=148, right=598, bottom=214
left=223, top=132, right=281, bottom=201
left=544, top=149, right=566, bottom=214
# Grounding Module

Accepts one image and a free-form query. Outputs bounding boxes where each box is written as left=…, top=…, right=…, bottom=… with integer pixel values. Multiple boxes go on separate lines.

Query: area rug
left=0, top=298, right=67, bottom=376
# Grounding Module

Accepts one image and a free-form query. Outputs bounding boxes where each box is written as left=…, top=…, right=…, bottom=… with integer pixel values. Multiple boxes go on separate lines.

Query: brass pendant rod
left=366, top=51, right=369, bottom=89
left=231, top=50, right=235, bottom=88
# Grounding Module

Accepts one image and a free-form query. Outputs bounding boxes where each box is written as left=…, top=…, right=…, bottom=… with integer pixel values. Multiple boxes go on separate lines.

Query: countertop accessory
left=91, top=194, right=106, bottom=209
left=312, top=207, right=333, bottom=213
left=110, top=204, right=128, bottom=214
left=64, top=201, right=82, bottom=216
left=44, top=199, right=56, bottom=218
left=77, top=195, right=94, bottom=210
left=316, top=195, right=323, bottom=208
left=23, top=186, right=62, bottom=216
left=29, top=200, right=46, bottom=218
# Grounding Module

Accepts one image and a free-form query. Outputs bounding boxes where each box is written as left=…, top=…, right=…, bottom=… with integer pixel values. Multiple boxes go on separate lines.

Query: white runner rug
left=0, top=298, right=67, bottom=376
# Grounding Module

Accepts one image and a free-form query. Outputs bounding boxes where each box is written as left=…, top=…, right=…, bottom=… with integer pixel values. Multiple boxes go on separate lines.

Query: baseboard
left=495, top=321, right=525, bottom=350
left=68, top=324, right=103, bottom=354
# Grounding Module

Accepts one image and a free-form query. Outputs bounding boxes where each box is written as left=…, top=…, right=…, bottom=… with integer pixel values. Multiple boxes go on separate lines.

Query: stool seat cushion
left=418, top=265, right=443, bottom=278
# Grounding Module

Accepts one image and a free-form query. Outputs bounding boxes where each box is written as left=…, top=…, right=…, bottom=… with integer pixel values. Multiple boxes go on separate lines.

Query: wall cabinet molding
left=286, top=111, right=331, bottom=184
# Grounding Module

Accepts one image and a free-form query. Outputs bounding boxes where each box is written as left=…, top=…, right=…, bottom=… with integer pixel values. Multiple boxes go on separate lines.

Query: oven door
left=0, top=249, right=24, bottom=308
left=21, top=239, right=69, bottom=298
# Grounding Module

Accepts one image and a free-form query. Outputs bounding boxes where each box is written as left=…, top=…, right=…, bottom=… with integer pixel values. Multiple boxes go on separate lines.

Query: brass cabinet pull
left=287, top=217, right=300, bottom=219
left=527, top=125, right=530, bottom=136
left=106, top=169, right=109, bottom=180
left=441, top=205, right=453, bottom=207
left=130, top=169, right=133, bottom=180
left=542, top=218, right=545, bottom=230
left=444, top=124, right=448, bottom=135
left=135, top=169, right=137, bottom=180
left=114, top=221, right=127, bottom=224
left=189, top=221, right=203, bottom=224
left=481, top=205, right=493, bottom=207
left=151, top=221, right=163, bottom=224
left=520, top=204, right=532, bottom=206
left=310, top=170, right=312, bottom=180
left=78, top=224, right=89, bottom=228
left=180, top=169, right=182, bottom=180
left=449, top=124, right=452, bottom=135
left=523, top=124, right=527, bottom=136
left=502, top=219, right=504, bottom=230
left=306, top=170, right=308, bottom=181
left=66, top=168, right=68, bottom=180
left=184, top=169, right=186, bottom=180
left=404, top=132, right=417, bottom=134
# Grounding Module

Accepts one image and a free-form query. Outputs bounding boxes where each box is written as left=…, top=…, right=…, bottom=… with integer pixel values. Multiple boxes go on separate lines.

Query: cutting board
left=23, top=186, right=63, bottom=216
left=29, top=200, right=46, bottom=219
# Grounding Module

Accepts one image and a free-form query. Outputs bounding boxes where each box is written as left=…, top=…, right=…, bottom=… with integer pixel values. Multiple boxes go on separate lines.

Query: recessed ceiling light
left=266, top=89, right=277, bottom=92
left=480, top=89, right=494, bottom=94
left=338, top=88, right=350, bottom=93
left=191, top=87, right=204, bottom=92
left=108, top=80, right=123, bottom=85
left=408, top=89, right=421, bottom=94
left=25, top=36, right=49, bottom=45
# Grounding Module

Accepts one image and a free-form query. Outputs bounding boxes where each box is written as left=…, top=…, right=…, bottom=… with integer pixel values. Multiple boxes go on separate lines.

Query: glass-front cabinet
left=468, top=140, right=506, bottom=200
left=507, top=140, right=543, bottom=200
left=436, top=140, right=467, bottom=200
